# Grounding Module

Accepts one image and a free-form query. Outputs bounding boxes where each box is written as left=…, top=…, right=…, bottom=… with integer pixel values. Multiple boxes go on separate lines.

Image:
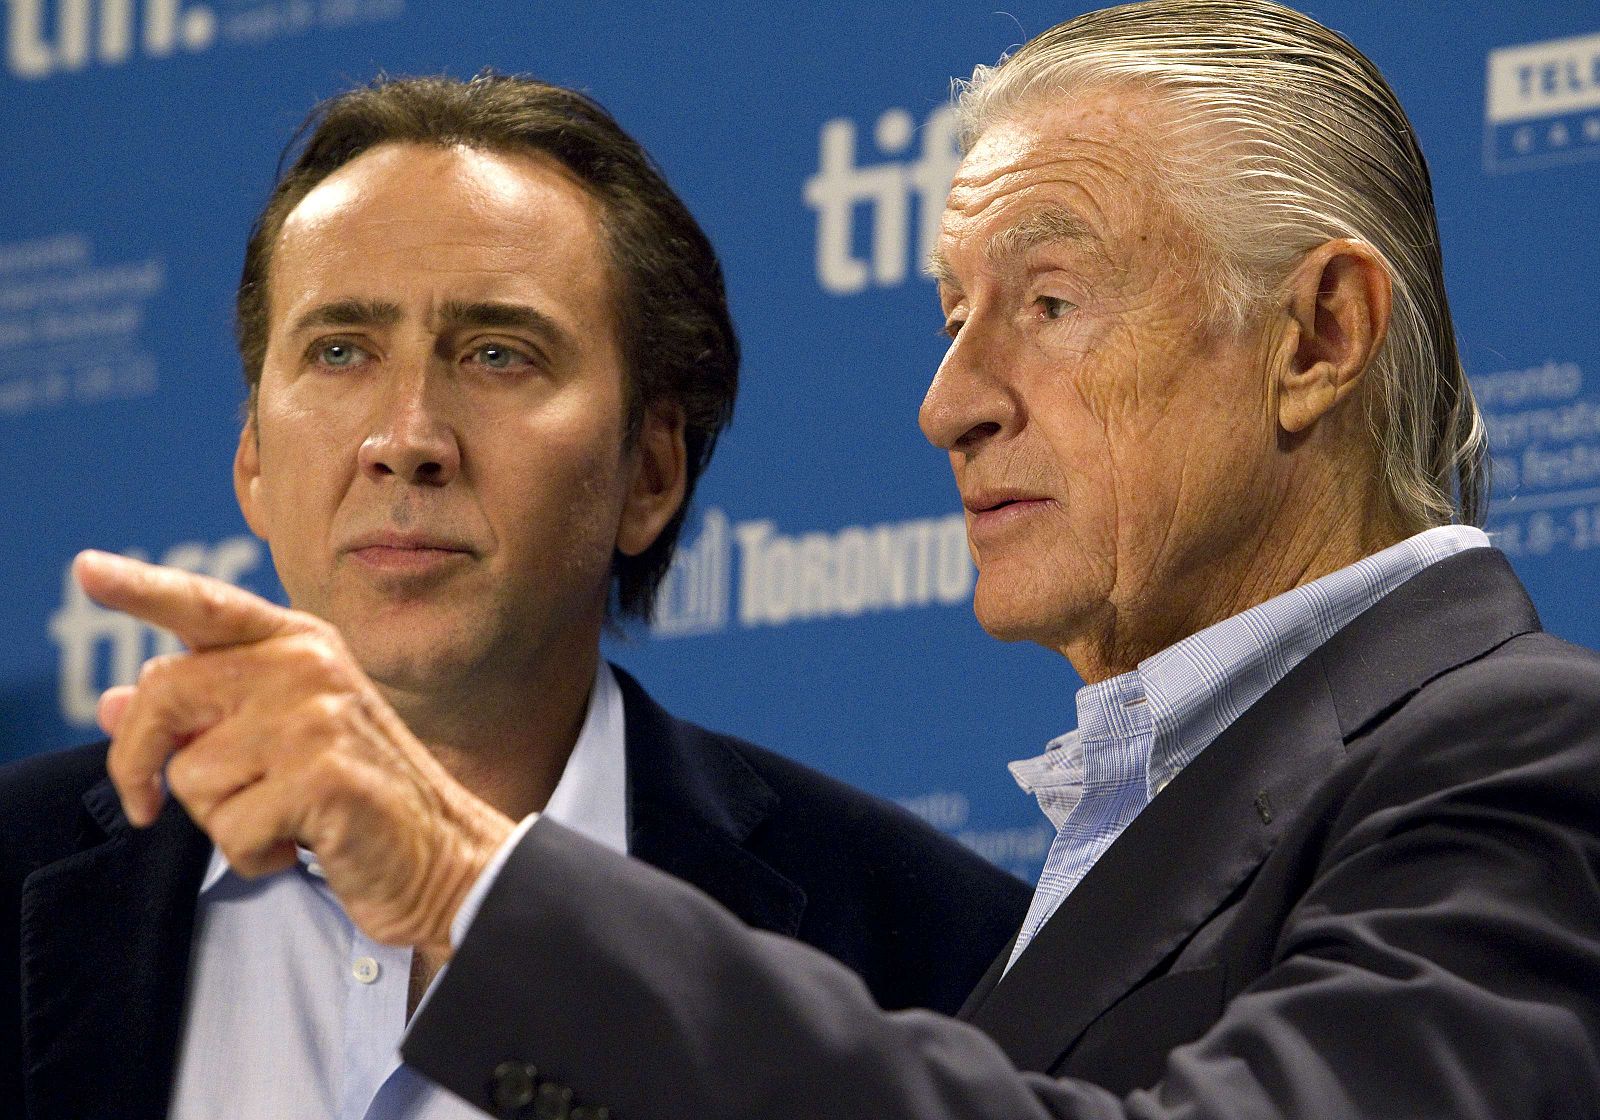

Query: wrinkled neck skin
left=1060, top=439, right=1408, bottom=686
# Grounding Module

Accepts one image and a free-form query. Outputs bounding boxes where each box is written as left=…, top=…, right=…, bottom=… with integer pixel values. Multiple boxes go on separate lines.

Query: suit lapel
left=614, top=667, right=807, bottom=937
left=964, top=548, right=1543, bottom=1073
left=956, top=929, right=1017, bottom=1020
left=966, top=659, right=1347, bottom=1070
left=20, top=780, right=209, bottom=1120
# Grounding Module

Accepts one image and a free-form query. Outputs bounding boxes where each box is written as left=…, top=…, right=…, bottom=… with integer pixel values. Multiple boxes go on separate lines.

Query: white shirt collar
left=541, top=659, right=629, bottom=853
left=1008, top=524, right=1492, bottom=824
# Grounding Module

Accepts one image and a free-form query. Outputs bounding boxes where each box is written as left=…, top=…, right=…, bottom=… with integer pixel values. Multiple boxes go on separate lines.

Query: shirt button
left=306, top=860, right=324, bottom=878
left=352, top=956, right=381, bottom=984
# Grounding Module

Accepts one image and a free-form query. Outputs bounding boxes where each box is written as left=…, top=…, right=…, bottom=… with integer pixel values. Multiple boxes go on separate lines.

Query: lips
left=340, top=530, right=477, bottom=576
left=342, top=530, right=475, bottom=555
left=962, top=489, right=1049, bottom=515
left=962, top=488, right=1056, bottom=539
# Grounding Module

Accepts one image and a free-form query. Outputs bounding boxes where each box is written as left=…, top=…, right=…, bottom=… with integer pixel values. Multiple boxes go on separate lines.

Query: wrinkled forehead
left=936, top=92, right=1185, bottom=276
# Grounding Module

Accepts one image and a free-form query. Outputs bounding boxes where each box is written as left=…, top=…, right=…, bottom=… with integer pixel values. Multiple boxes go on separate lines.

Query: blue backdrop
left=4, top=0, right=1597, bottom=881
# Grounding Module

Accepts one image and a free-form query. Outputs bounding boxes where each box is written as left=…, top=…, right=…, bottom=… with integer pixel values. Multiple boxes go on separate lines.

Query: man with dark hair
left=0, top=74, right=1029, bottom=1119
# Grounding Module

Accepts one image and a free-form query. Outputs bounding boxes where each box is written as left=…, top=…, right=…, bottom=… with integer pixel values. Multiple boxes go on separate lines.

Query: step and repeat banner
left=4, top=1, right=1597, bottom=880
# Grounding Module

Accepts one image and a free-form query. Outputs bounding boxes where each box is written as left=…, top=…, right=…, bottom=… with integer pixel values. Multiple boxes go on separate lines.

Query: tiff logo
left=6, top=0, right=216, bottom=80
left=48, top=536, right=261, bottom=725
left=803, top=105, right=962, bottom=295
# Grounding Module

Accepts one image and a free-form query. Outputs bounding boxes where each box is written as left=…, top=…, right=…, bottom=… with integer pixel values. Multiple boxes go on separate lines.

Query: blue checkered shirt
left=1004, top=525, right=1492, bottom=972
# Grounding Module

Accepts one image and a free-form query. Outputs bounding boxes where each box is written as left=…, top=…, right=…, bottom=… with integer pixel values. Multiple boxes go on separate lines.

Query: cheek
left=489, top=412, right=631, bottom=551
left=255, top=412, right=347, bottom=512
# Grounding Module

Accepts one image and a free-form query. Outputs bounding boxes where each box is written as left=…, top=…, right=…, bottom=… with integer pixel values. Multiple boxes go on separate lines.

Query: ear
left=1274, top=238, right=1392, bottom=435
left=233, top=421, right=269, bottom=540
left=615, top=405, right=688, bottom=558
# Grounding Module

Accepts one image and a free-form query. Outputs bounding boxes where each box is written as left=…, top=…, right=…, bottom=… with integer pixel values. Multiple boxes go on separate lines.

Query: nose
left=357, top=368, right=460, bottom=486
left=918, top=320, right=1018, bottom=453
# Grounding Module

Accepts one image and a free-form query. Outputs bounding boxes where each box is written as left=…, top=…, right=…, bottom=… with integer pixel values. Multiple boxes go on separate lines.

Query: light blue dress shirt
left=166, top=662, right=630, bottom=1120
left=1004, top=525, right=1491, bottom=972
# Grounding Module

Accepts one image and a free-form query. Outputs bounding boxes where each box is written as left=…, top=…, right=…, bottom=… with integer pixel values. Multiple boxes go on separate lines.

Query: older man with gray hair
left=72, top=1, right=1600, bottom=1117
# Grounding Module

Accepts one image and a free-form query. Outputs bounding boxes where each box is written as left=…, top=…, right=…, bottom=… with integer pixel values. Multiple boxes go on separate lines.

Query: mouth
left=964, top=489, right=1051, bottom=514
left=963, top=491, right=1055, bottom=535
left=342, top=532, right=476, bottom=574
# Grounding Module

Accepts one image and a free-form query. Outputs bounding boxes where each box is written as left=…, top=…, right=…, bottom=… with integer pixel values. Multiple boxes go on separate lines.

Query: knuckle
left=284, top=632, right=347, bottom=683
left=216, top=836, right=261, bottom=877
left=302, top=748, right=362, bottom=800
left=289, top=609, right=344, bottom=649
left=288, top=692, right=357, bottom=739
left=136, top=652, right=180, bottom=686
left=164, top=749, right=201, bottom=797
left=192, top=578, right=234, bottom=627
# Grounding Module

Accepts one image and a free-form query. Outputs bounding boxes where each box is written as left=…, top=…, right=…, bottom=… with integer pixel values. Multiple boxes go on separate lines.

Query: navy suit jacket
left=403, top=549, right=1600, bottom=1118
left=0, top=668, right=1030, bottom=1120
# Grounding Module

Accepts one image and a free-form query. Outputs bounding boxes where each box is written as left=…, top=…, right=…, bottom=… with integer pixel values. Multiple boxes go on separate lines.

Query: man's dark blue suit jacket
left=403, top=548, right=1600, bottom=1119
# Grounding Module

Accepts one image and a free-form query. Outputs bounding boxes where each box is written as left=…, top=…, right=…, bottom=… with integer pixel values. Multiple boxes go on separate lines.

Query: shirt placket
left=1008, top=688, right=1154, bottom=968
left=305, top=873, right=411, bottom=1120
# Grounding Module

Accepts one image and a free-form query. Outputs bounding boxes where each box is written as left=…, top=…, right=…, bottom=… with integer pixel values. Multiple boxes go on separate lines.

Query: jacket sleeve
left=401, top=654, right=1600, bottom=1120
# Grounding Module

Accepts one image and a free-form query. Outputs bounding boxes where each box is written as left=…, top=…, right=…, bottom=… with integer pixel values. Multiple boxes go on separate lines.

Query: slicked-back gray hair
left=955, top=0, right=1487, bottom=529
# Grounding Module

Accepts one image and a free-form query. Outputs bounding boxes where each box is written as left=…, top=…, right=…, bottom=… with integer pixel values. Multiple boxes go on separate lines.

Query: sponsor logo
left=1484, top=30, right=1600, bottom=171
left=5, top=0, right=403, bottom=80
left=803, top=105, right=962, bottom=295
left=48, top=535, right=262, bottom=725
left=650, top=507, right=974, bottom=637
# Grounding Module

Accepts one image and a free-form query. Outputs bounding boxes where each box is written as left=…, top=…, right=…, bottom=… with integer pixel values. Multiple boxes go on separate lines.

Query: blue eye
left=316, top=341, right=365, bottom=367
left=469, top=343, right=533, bottom=371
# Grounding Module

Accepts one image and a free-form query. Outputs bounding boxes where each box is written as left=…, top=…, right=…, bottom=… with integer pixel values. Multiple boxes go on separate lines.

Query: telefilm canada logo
left=1484, top=30, right=1600, bottom=172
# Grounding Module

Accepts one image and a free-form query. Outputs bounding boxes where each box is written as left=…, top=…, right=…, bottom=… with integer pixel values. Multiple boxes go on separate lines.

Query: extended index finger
left=74, top=549, right=297, bottom=652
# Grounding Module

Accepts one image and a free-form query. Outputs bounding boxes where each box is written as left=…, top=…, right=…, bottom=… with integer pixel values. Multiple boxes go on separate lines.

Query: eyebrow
left=290, top=298, right=403, bottom=335
left=926, top=205, right=1098, bottom=289
left=437, top=300, right=573, bottom=362
left=988, top=207, right=1096, bottom=265
left=435, top=300, right=563, bottom=342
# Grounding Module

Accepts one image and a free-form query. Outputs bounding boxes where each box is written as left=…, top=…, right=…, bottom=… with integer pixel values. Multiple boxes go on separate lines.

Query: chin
left=973, top=588, right=1058, bottom=646
left=971, top=574, right=1100, bottom=656
left=345, top=632, right=474, bottom=694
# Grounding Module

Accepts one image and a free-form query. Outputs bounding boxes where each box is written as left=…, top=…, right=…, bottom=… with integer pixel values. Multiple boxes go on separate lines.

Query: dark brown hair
left=236, top=73, right=738, bottom=621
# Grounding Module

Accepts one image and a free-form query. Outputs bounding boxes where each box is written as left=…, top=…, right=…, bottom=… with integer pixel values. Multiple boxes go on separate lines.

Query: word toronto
left=653, top=508, right=975, bottom=636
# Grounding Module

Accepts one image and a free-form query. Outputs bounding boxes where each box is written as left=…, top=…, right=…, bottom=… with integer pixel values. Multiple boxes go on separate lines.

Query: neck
left=378, top=638, right=602, bottom=822
left=1064, top=479, right=1407, bottom=685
